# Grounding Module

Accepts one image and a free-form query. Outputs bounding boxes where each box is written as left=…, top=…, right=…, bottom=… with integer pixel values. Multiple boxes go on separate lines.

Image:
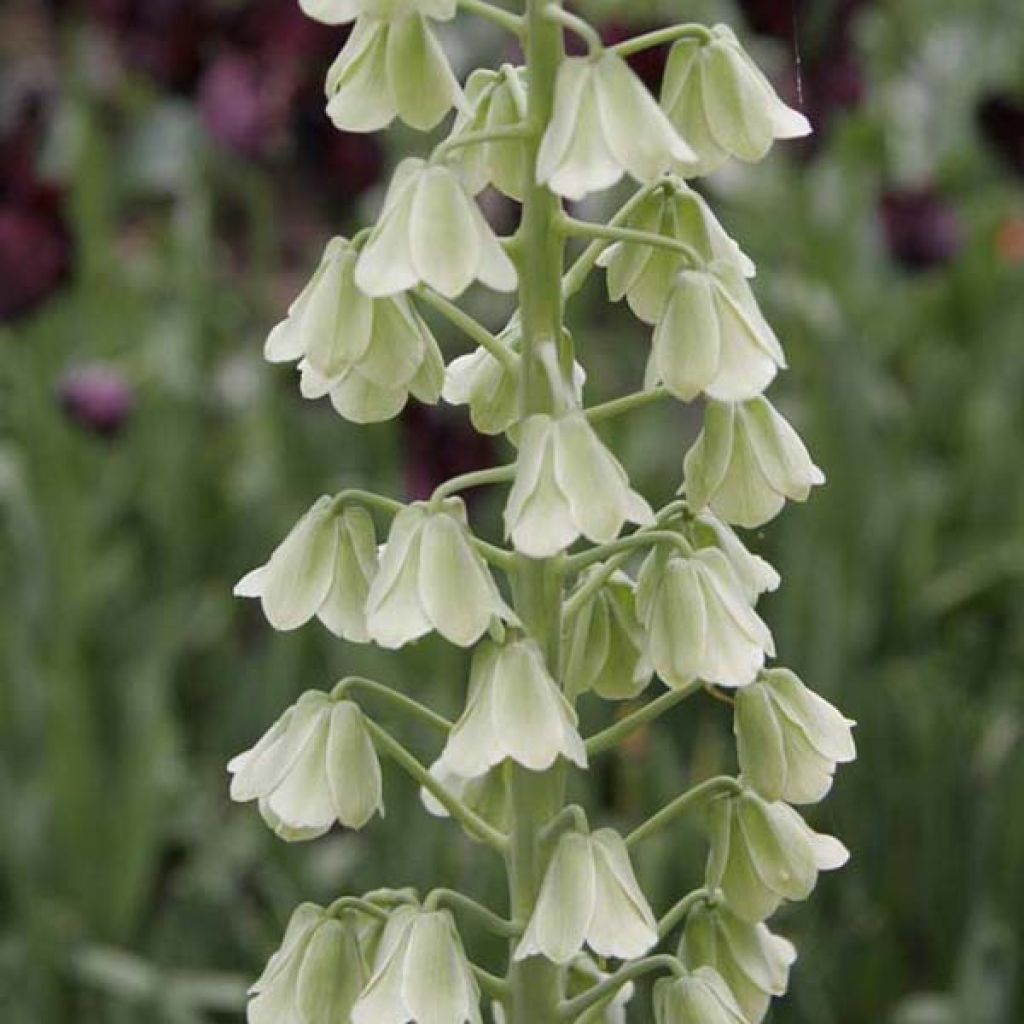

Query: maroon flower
left=58, top=364, right=136, bottom=438
left=880, top=187, right=962, bottom=272
left=977, top=93, right=1024, bottom=177
left=0, top=201, right=71, bottom=321
left=401, top=406, right=497, bottom=506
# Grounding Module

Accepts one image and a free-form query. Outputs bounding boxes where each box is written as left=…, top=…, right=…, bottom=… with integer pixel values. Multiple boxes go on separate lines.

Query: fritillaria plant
left=230, top=2, right=854, bottom=1022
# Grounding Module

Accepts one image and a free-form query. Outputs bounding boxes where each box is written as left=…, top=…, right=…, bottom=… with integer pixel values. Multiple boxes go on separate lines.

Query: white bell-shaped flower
left=515, top=829, right=657, bottom=964
left=689, top=512, right=780, bottom=604
left=597, top=177, right=755, bottom=325
left=235, top=498, right=379, bottom=641
left=679, top=900, right=797, bottom=1024
left=366, top=497, right=513, bottom=649
left=684, top=397, right=825, bottom=529
left=420, top=758, right=512, bottom=836
left=504, top=412, right=654, bottom=558
left=653, top=967, right=748, bottom=1024
left=440, top=638, right=587, bottom=778
left=661, top=24, right=811, bottom=177
left=453, top=67, right=529, bottom=200
left=649, top=262, right=786, bottom=403
left=229, top=692, right=383, bottom=839
left=636, top=546, right=775, bottom=689
left=706, top=788, right=849, bottom=923
left=325, top=14, right=463, bottom=133
left=356, top=158, right=517, bottom=299
left=248, top=902, right=369, bottom=1024
left=266, top=236, right=444, bottom=424
left=352, top=907, right=482, bottom=1024
left=538, top=51, right=695, bottom=200
left=301, top=0, right=456, bottom=25
left=564, top=568, right=652, bottom=701
left=735, top=669, right=856, bottom=805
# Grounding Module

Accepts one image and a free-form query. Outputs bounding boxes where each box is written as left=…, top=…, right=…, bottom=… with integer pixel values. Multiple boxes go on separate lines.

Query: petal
left=736, top=794, right=819, bottom=902
left=366, top=506, right=432, bottom=648
left=739, top=398, right=825, bottom=501
left=409, top=167, right=482, bottom=299
left=587, top=830, right=658, bottom=959
left=265, top=709, right=337, bottom=832
left=387, top=13, right=462, bottom=131
left=654, top=269, right=721, bottom=401
left=295, top=920, right=367, bottom=1023
left=355, top=167, right=420, bottom=297
left=683, top=401, right=735, bottom=514
left=766, top=669, right=856, bottom=763
left=326, top=701, right=383, bottom=829
left=403, top=913, right=480, bottom=1024
left=325, top=19, right=397, bottom=133
left=537, top=59, right=590, bottom=187
left=316, top=507, right=378, bottom=642
left=703, top=41, right=775, bottom=162
left=735, top=684, right=787, bottom=801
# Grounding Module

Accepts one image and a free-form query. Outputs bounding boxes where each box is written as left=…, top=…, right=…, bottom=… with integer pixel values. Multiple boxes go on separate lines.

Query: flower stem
left=609, top=23, right=712, bottom=58
left=585, top=386, right=670, bottom=425
left=431, top=464, right=517, bottom=504
left=657, top=887, right=712, bottom=939
left=585, top=682, right=702, bottom=758
left=458, top=0, right=525, bottom=35
left=414, top=286, right=520, bottom=372
left=326, top=896, right=391, bottom=923
left=425, top=888, right=523, bottom=938
left=562, top=530, right=691, bottom=580
left=558, top=955, right=684, bottom=1021
left=331, top=488, right=405, bottom=517
left=331, top=676, right=452, bottom=732
left=559, top=213, right=704, bottom=266
left=625, top=776, right=740, bottom=849
left=434, top=124, right=535, bottom=162
left=542, top=4, right=603, bottom=55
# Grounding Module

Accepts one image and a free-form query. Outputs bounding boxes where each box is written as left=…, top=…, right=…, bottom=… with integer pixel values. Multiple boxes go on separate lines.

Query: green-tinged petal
left=735, top=684, right=787, bottom=801
left=740, top=398, right=825, bottom=501
left=563, top=581, right=611, bottom=699
left=766, top=669, right=856, bottom=763
left=366, top=505, right=432, bottom=648
left=251, top=903, right=323, bottom=996
left=703, top=41, right=775, bottom=162
left=326, top=18, right=396, bottom=133
left=355, top=167, right=420, bottom=296
left=601, top=193, right=662, bottom=303
left=295, top=919, right=367, bottom=1024
left=329, top=368, right=412, bottom=423
left=588, top=830, right=658, bottom=959
left=655, top=270, right=720, bottom=401
left=326, top=701, right=383, bottom=829
left=735, top=793, right=818, bottom=902
left=683, top=402, right=735, bottom=513
left=317, top=507, right=378, bottom=642
left=265, top=709, right=336, bottom=833
left=403, top=913, right=480, bottom=1024
left=537, top=59, right=590, bottom=188
left=387, top=13, right=461, bottom=131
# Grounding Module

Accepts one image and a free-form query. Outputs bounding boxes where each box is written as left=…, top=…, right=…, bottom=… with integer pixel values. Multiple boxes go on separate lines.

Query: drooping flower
left=683, top=398, right=825, bottom=529
left=234, top=498, right=379, bottom=641
left=649, top=262, right=786, bottom=402
left=356, top=158, right=517, bottom=299
left=653, top=967, right=748, bottom=1024
left=597, top=177, right=755, bottom=325
left=538, top=51, right=695, bottom=200
left=453, top=67, right=530, bottom=201
left=734, top=669, right=856, bottom=805
left=679, top=900, right=797, bottom=1024
left=688, top=512, right=780, bottom=604
left=706, top=788, right=849, bottom=923
left=365, top=497, right=514, bottom=648
left=352, top=907, right=482, bottom=1024
left=516, top=829, right=657, bottom=964
left=301, top=0, right=457, bottom=24
left=563, top=568, right=652, bottom=701
left=265, top=236, right=444, bottom=424
left=229, top=692, right=383, bottom=840
left=420, top=759, right=513, bottom=836
left=247, top=902, right=369, bottom=1024
left=636, top=546, right=775, bottom=689
left=324, top=14, right=463, bottom=133
left=661, top=24, right=811, bottom=177
left=504, top=412, right=654, bottom=558
left=439, top=638, right=587, bottom=778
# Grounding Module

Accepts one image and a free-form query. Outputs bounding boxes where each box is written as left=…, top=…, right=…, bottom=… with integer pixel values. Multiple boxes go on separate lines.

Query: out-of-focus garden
left=1, top=0, right=1023, bottom=1020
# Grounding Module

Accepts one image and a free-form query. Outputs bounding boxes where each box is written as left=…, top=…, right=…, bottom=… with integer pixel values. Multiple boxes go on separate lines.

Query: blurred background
left=2, top=0, right=1023, bottom=1020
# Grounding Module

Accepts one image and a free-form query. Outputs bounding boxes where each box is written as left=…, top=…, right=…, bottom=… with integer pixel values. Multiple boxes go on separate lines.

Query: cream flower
left=301, top=0, right=456, bottom=25
left=653, top=967, right=748, bottom=1024
left=689, top=512, right=780, bottom=604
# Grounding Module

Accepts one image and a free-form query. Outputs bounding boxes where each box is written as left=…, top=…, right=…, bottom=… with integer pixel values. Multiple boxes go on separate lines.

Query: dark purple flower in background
left=599, top=20, right=670, bottom=92
left=977, top=93, right=1024, bottom=178
left=880, top=187, right=962, bottom=272
left=58, top=363, right=136, bottom=437
left=401, top=406, right=497, bottom=506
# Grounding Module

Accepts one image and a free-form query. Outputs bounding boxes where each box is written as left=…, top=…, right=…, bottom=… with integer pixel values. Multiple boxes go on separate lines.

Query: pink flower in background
left=58, top=364, right=136, bottom=437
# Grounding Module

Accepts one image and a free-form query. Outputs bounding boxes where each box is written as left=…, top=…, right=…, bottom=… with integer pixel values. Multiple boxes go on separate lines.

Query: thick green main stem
left=505, top=3, right=567, bottom=1022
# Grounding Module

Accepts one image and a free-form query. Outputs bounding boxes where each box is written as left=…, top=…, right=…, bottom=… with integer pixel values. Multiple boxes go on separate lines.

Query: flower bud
left=679, top=900, right=796, bottom=1024
left=325, top=14, right=463, bottom=133
left=235, top=498, right=379, bottom=641
left=266, top=236, right=444, bottom=424
left=504, top=412, right=654, bottom=558
left=440, top=638, right=587, bottom=778
left=653, top=967, right=748, bottom=1024
left=683, top=398, right=825, bottom=529
left=734, top=669, right=856, bottom=805
left=229, top=692, right=383, bottom=838
left=248, top=902, right=369, bottom=1024
left=366, top=498, right=513, bottom=648
left=356, top=158, right=517, bottom=299
left=453, top=67, right=530, bottom=200
left=597, top=177, right=755, bottom=325
left=538, top=52, right=695, bottom=200
left=420, top=758, right=512, bottom=836
left=564, top=568, right=652, bottom=701
left=516, top=829, right=657, bottom=964
left=301, top=0, right=456, bottom=25
left=689, top=512, right=780, bottom=603
left=636, top=547, right=775, bottom=689
left=706, top=788, right=849, bottom=923
left=353, top=906, right=482, bottom=1024
left=650, top=262, right=785, bottom=403
left=661, top=24, right=811, bottom=177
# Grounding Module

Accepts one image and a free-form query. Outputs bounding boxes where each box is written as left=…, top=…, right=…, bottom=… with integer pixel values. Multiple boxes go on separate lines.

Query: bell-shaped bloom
left=235, top=498, right=379, bottom=641
left=734, top=669, right=856, bottom=805
left=661, top=24, right=811, bottom=177
left=689, top=512, right=779, bottom=604
left=266, top=236, right=444, bottom=424
left=366, top=498, right=513, bottom=648
left=504, top=412, right=654, bottom=558
left=679, top=901, right=797, bottom=1024
left=248, top=902, right=369, bottom=1024
left=564, top=568, right=652, bottom=701
left=453, top=67, right=530, bottom=200
left=440, top=639, right=587, bottom=778
left=653, top=967, right=748, bottom=1024
left=538, top=52, right=695, bottom=200
left=516, top=829, right=657, bottom=964
left=597, top=177, right=755, bottom=325
left=356, top=158, right=517, bottom=299
left=684, top=398, right=825, bottom=529
left=649, top=262, right=785, bottom=403
left=229, top=692, right=383, bottom=840
left=353, top=907, right=482, bottom=1024
left=636, top=546, right=775, bottom=689
left=706, top=788, right=849, bottom=923
left=301, top=0, right=456, bottom=25
left=420, top=758, right=512, bottom=836
left=325, top=14, right=463, bottom=133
